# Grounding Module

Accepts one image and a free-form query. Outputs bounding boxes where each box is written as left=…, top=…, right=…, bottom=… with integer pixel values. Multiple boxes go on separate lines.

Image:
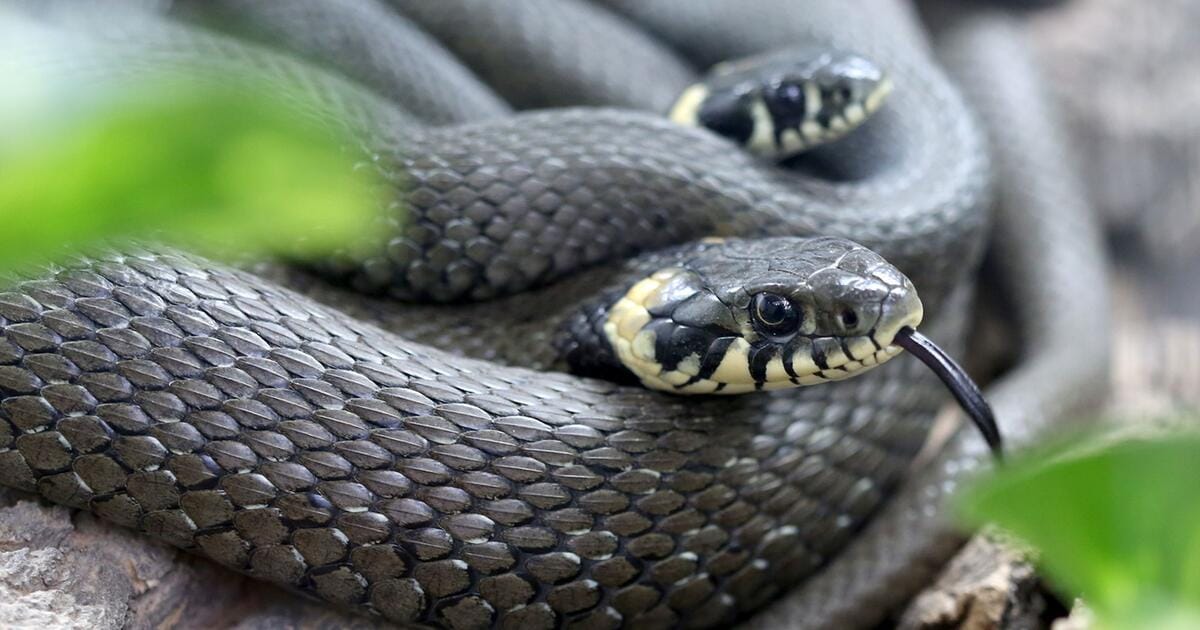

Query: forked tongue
left=894, top=327, right=1003, bottom=459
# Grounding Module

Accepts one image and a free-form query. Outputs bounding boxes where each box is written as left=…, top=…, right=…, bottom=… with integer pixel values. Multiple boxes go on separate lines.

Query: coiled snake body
left=0, top=1, right=1107, bottom=628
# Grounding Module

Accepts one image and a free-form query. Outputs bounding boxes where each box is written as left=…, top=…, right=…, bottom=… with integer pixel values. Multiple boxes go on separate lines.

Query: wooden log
left=0, top=488, right=375, bottom=629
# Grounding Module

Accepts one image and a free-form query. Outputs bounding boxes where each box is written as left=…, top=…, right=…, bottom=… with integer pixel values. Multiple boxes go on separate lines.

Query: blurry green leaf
left=958, top=429, right=1200, bottom=629
left=0, top=67, right=386, bottom=271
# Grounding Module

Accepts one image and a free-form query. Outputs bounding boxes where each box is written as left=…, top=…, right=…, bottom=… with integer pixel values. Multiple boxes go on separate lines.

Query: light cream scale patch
left=866, top=76, right=893, bottom=113
left=815, top=344, right=903, bottom=383
left=746, top=99, right=777, bottom=156
left=668, top=84, right=708, bottom=127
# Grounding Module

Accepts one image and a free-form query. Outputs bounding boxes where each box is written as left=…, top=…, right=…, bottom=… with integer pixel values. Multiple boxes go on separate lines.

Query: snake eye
left=769, top=81, right=807, bottom=116
left=751, top=293, right=801, bottom=339
left=775, top=82, right=805, bottom=106
left=840, top=309, right=859, bottom=329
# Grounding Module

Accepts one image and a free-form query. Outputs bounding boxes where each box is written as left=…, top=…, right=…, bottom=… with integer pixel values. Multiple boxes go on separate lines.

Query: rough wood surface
left=897, top=535, right=1046, bottom=630
left=0, top=488, right=380, bottom=629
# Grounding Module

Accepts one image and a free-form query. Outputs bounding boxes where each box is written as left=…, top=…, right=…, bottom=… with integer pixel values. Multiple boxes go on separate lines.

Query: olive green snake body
left=0, top=1, right=1107, bottom=628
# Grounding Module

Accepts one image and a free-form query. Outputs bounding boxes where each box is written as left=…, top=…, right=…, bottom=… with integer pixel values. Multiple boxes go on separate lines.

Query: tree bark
left=0, top=488, right=374, bottom=630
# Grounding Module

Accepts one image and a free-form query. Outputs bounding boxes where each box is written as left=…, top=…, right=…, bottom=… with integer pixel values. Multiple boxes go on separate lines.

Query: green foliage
left=958, top=429, right=1200, bottom=629
left=0, top=70, right=384, bottom=271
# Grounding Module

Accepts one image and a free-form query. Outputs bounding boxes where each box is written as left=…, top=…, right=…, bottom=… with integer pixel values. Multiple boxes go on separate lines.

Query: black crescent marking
left=812, top=344, right=830, bottom=370
left=748, top=344, right=776, bottom=390
left=782, top=341, right=801, bottom=379
left=839, top=338, right=857, bottom=362
left=696, top=337, right=737, bottom=381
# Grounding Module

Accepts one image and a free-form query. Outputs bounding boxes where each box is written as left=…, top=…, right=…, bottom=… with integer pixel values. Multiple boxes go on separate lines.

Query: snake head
left=594, top=237, right=922, bottom=394
left=669, top=49, right=892, bottom=160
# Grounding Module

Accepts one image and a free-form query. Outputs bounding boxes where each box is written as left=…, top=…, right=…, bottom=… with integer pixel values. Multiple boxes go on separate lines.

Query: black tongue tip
left=894, top=327, right=1004, bottom=460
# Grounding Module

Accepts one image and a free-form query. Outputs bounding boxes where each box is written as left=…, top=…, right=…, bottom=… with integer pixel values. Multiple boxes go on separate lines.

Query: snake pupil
left=767, top=81, right=808, bottom=122
left=751, top=292, right=801, bottom=338
left=776, top=82, right=805, bottom=106
left=841, top=309, right=858, bottom=328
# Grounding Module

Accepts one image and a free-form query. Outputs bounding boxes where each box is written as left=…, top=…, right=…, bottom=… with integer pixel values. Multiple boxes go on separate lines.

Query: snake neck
left=553, top=284, right=640, bottom=385
left=261, top=257, right=659, bottom=376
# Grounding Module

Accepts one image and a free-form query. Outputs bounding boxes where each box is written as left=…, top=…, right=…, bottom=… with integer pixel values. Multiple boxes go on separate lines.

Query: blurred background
left=1029, top=0, right=1200, bottom=418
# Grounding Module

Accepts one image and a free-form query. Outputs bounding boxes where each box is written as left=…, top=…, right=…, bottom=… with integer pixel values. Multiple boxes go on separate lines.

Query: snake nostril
left=840, top=309, right=859, bottom=329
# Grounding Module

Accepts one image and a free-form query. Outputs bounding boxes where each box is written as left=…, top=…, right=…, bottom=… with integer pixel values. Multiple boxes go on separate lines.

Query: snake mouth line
left=894, top=327, right=1003, bottom=458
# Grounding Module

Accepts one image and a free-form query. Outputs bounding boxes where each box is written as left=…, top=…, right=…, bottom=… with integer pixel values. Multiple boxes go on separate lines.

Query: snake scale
left=0, top=1, right=1108, bottom=628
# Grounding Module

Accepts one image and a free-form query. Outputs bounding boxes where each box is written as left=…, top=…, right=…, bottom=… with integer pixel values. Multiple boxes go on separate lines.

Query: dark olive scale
left=671, top=292, right=739, bottom=332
